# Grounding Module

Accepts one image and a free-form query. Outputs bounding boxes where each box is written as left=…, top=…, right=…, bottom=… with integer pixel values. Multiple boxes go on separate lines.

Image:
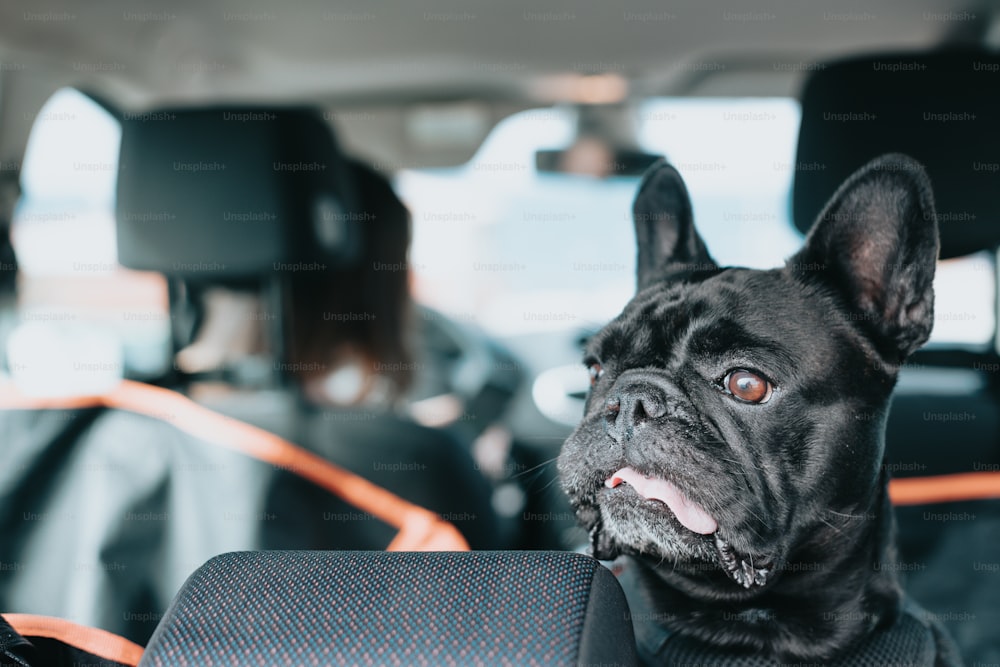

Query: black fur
left=558, top=154, right=940, bottom=662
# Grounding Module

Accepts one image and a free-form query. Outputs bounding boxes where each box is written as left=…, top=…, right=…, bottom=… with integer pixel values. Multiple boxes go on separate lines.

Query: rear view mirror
left=536, top=144, right=662, bottom=178
left=535, top=104, right=662, bottom=178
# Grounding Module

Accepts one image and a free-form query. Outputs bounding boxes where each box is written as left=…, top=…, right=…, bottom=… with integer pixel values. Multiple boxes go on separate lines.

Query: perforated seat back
left=139, top=551, right=638, bottom=667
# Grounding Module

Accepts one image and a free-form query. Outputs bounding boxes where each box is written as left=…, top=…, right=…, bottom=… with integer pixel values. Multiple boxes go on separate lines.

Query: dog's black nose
left=605, top=388, right=667, bottom=443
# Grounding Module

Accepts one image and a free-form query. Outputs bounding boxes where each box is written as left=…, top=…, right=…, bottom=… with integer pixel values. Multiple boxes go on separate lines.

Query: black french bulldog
left=558, top=154, right=960, bottom=664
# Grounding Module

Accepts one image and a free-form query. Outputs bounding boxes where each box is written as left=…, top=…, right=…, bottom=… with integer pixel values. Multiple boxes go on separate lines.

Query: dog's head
left=558, top=153, right=938, bottom=591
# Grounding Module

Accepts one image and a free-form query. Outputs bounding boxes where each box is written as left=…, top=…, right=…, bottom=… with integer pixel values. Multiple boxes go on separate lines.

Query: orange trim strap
left=889, top=471, right=1000, bottom=506
left=0, top=380, right=469, bottom=552
left=4, top=614, right=144, bottom=666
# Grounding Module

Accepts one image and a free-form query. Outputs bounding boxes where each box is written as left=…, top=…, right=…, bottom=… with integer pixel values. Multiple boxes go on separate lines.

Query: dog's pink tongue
left=605, top=467, right=718, bottom=535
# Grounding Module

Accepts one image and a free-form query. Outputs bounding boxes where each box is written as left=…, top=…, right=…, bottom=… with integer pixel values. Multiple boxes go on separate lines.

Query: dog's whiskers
left=817, top=515, right=847, bottom=536
left=512, top=456, right=558, bottom=480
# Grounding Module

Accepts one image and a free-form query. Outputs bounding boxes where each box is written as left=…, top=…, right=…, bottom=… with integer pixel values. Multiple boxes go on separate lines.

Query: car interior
left=0, top=1, right=999, bottom=665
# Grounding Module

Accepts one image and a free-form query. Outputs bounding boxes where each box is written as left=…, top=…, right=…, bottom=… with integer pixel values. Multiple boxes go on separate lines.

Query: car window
left=399, top=99, right=995, bottom=348
left=11, top=88, right=171, bottom=387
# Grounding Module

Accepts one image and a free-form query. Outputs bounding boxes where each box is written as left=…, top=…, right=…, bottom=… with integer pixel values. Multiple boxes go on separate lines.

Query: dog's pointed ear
left=787, top=153, right=939, bottom=359
left=633, top=159, right=716, bottom=291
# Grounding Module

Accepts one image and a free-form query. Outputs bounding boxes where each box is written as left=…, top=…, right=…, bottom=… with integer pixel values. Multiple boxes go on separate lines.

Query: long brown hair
left=285, top=159, right=413, bottom=402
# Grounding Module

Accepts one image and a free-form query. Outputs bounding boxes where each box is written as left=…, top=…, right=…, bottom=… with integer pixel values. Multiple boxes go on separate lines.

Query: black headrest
left=139, top=551, right=638, bottom=666
left=116, top=107, right=360, bottom=282
left=793, top=49, right=1000, bottom=259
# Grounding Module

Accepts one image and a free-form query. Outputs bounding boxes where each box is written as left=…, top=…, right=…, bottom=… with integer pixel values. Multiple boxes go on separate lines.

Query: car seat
left=3, top=551, right=638, bottom=667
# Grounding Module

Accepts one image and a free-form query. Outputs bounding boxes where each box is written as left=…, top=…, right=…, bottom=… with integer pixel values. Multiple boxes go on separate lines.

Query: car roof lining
left=0, top=2, right=996, bottom=171
left=0, top=0, right=994, bottom=111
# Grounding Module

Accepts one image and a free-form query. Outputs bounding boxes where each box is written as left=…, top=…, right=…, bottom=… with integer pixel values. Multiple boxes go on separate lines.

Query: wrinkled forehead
left=590, top=268, right=843, bottom=368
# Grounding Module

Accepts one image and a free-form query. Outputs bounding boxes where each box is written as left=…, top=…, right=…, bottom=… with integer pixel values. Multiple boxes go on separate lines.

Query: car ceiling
left=0, top=0, right=995, bottom=109
left=0, top=0, right=995, bottom=170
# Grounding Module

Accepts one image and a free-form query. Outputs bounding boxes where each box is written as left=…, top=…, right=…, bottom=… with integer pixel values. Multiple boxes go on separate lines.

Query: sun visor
left=793, top=50, right=1000, bottom=259
left=116, top=107, right=360, bottom=281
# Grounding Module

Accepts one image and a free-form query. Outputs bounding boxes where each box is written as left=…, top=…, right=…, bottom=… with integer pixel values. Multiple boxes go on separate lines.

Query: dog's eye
left=724, top=370, right=772, bottom=404
left=587, top=362, right=604, bottom=387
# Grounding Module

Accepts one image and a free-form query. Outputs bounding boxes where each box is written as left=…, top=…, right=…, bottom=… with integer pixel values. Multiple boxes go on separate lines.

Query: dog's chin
left=599, top=487, right=716, bottom=560
left=595, top=488, right=778, bottom=591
